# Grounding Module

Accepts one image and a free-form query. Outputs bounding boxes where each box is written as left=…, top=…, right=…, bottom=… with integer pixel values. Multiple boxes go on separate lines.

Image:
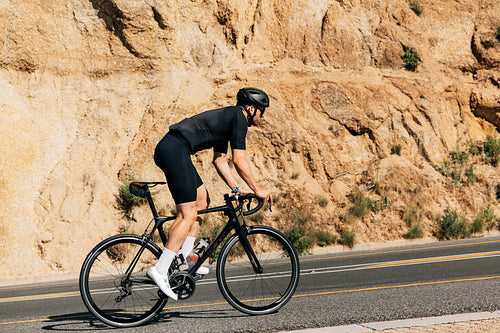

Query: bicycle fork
left=237, top=225, right=263, bottom=274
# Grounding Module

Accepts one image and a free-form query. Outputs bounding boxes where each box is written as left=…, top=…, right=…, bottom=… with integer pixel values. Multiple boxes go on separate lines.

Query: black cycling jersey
left=155, top=106, right=248, bottom=204
left=169, top=106, right=248, bottom=154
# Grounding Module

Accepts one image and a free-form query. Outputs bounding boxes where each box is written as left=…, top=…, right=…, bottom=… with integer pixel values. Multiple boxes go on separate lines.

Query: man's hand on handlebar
left=234, top=187, right=272, bottom=212
left=235, top=187, right=270, bottom=203
left=236, top=188, right=254, bottom=196
left=254, top=187, right=272, bottom=204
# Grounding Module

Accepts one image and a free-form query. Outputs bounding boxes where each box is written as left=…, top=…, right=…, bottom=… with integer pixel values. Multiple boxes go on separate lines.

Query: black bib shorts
left=154, top=132, right=203, bottom=204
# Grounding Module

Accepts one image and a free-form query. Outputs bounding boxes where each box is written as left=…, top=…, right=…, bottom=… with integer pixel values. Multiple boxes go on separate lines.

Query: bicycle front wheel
left=216, top=226, right=300, bottom=315
left=79, top=234, right=167, bottom=327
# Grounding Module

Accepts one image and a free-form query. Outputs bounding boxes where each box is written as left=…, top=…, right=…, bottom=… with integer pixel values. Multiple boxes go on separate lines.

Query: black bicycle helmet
left=236, top=87, right=270, bottom=109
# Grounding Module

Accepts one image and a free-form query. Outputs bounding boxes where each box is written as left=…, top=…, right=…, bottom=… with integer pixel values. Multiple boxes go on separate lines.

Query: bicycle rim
left=216, top=226, right=300, bottom=315
left=79, top=234, right=167, bottom=327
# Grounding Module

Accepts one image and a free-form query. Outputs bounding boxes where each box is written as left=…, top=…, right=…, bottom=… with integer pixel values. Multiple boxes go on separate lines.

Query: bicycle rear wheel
left=79, top=234, right=167, bottom=327
left=216, top=226, right=300, bottom=315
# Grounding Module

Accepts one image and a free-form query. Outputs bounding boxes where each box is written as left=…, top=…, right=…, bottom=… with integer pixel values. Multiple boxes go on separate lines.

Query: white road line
left=1, top=251, right=499, bottom=303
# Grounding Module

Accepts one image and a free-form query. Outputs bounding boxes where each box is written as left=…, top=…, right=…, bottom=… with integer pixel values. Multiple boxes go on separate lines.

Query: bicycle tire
left=216, top=226, right=300, bottom=315
left=79, top=234, right=167, bottom=327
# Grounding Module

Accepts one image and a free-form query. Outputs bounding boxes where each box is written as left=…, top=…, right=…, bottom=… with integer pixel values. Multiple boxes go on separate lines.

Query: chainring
left=169, top=272, right=196, bottom=300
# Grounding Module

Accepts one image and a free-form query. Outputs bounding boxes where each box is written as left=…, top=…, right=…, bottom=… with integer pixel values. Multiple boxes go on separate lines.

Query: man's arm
left=231, top=149, right=259, bottom=193
left=212, top=149, right=271, bottom=202
left=213, top=150, right=240, bottom=191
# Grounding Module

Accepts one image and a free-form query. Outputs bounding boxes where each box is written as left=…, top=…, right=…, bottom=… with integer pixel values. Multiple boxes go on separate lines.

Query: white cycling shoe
left=146, top=267, right=178, bottom=300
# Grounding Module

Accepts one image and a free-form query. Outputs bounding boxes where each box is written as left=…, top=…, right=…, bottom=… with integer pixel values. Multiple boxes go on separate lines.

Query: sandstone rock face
left=0, top=0, right=499, bottom=281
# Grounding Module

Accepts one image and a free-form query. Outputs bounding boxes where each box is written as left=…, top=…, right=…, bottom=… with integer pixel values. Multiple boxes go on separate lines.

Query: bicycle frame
left=190, top=198, right=263, bottom=276
left=137, top=186, right=262, bottom=280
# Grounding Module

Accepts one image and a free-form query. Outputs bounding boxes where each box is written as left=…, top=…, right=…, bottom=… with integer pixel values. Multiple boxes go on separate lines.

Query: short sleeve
left=214, top=142, right=229, bottom=154
left=230, top=109, right=248, bottom=150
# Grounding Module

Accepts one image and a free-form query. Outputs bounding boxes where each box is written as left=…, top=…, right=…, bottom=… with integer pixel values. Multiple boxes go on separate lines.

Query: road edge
left=281, top=311, right=500, bottom=332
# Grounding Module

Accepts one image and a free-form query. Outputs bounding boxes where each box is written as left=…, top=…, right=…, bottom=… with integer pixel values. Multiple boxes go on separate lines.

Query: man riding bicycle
left=147, top=87, right=273, bottom=300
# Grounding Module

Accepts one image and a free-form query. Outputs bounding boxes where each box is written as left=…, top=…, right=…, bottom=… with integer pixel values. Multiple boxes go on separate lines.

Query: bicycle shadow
left=40, top=312, right=112, bottom=331
left=40, top=309, right=245, bottom=331
left=157, top=308, right=245, bottom=321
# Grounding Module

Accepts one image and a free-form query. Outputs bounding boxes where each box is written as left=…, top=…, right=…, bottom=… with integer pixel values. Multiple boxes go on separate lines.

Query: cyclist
left=147, top=87, right=273, bottom=300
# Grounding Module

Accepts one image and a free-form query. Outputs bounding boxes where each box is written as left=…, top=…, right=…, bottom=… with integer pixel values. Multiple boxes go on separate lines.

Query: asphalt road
left=1, top=235, right=499, bottom=332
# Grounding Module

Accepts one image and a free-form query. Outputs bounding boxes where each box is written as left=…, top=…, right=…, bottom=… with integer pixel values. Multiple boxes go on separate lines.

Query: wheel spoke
left=216, top=226, right=299, bottom=315
left=80, top=235, right=167, bottom=327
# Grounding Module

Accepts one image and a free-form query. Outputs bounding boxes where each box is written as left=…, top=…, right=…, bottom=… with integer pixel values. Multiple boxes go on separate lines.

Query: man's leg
left=150, top=133, right=208, bottom=298
left=180, top=185, right=210, bottom=254
left=148, top=201, right=198, bottom=301
left=156, top=184, right=209, bottom=272
left=178, top=186, right=210, bottom=272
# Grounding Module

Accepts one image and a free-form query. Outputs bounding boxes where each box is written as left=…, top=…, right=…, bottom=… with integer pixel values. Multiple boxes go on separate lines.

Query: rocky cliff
left=0, top=0, right=499, bottom=280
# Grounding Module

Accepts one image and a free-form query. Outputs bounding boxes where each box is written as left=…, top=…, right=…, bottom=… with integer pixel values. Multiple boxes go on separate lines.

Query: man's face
left=251, top=106, right=266, bottom=126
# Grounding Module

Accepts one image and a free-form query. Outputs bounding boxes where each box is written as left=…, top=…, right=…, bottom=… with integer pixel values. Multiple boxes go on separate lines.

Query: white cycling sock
left=179, top=236, right=196, bottom=261
left=155, top=248, right=176, bottom=276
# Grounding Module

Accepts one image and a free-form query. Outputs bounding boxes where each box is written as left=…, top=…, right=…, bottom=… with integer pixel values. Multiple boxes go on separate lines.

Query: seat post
left=145, top=188, right=160, bottom=220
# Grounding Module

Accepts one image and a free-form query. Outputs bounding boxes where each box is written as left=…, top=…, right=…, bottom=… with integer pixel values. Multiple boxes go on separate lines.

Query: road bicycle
left=79, top=182, right=300, bottom=328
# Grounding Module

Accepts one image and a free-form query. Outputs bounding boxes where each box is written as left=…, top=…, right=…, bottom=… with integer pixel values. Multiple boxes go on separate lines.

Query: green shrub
left=284, top=212, right=313, bottom=255
left=294, top=212, right=310, bottom=225
left=482, top=206, right=495, bottom=224
left=116, top=180, right=145, bottom=216
left=436, top=147, right=478, bottom=187
left=452, top=150, right=469, bottom=166
left=403, top=205, right=424, bottom=239
left=348, top=191, right=391, bottom=216
left=286, top=224, right=311, bottom=255
left=436, top=161, right=451, bottom=178
left=405, top=225, right=424, bottom=239
left=476, top=206, right=496, bottom=231
left=371, top=196, right=392, bottom=212
left=409, top=0, right=424, bottom=16
left=468, top=141, right=480, bottom=155
left=436, top=136, right=499, bottom=186
left=317, top=196, right=330, bottom=208
left=401, top=47, right=421, bottom=71
left=470, top=216, right=484, bottom=234
left=465, top=164, right=475, bottom=185
left=311, top=230, right=338, bottom=247
left=339, top=230, right=355, bottom=248
left=434, top=208, right=470, bottom=240
left=482, top=135, right=500, bottom=166
left=349, top=191, right=373, bottom=217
